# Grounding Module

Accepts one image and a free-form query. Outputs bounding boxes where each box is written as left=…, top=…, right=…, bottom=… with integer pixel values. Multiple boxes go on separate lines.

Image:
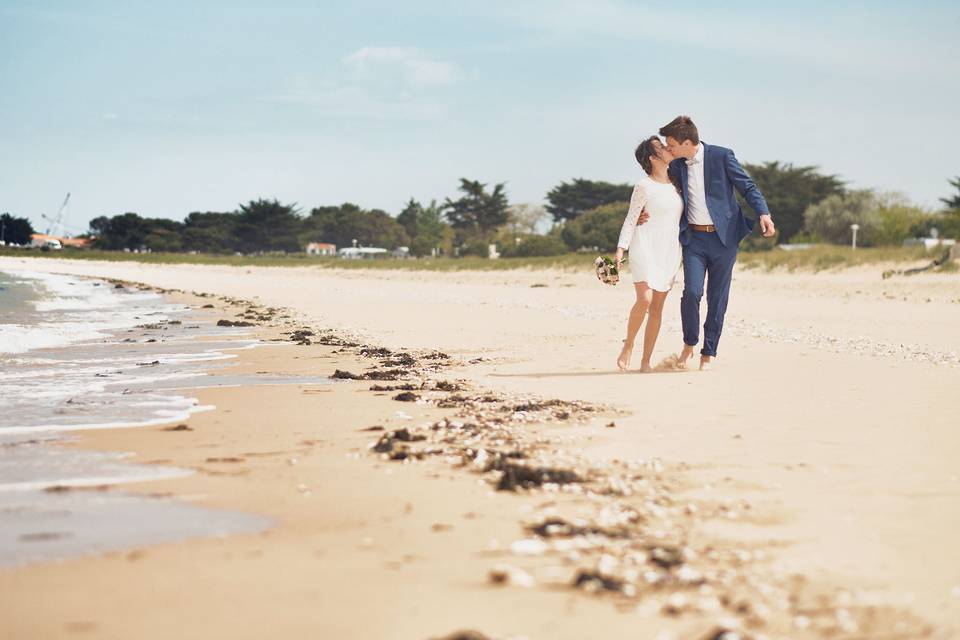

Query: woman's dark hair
left=634, top=136, right=661, bottom=175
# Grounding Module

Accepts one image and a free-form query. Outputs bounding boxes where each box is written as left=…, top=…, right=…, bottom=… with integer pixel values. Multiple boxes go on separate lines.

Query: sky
left=1, top=0, right=958, bottom=235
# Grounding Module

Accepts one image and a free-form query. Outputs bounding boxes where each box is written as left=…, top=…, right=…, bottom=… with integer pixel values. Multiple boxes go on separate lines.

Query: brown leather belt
left=689, top=224, right=716, bottom=232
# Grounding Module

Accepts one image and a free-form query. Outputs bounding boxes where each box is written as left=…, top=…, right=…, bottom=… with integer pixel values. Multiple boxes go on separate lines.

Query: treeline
left=73, top=177, right=600, bottom=256
left=0, top=213, right=35, bottom=245
left=549, top=166, right=960, bottom=252
left=85, top=178, right=521, bottom=256
left=4, top=170, right=960, bottom=256
left=740, top=166, right=960, bottom=249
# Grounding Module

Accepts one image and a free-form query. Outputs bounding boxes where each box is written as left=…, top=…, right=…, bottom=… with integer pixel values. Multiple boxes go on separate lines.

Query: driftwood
left=882, top=247, right=954, bottom=279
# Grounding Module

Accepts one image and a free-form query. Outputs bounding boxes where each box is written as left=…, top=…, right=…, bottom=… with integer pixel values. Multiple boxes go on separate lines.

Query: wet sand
left=0, top=256, right=958, bottom=639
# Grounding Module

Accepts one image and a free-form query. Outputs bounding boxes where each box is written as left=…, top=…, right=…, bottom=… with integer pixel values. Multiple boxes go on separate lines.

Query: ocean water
left=0, top=269, right=324, bottom=566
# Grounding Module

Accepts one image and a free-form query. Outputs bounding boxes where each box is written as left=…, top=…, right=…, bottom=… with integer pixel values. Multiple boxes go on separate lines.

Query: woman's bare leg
left=618, top=283, right=652, bottom=370
left=640, top=290, right=669, bottom=372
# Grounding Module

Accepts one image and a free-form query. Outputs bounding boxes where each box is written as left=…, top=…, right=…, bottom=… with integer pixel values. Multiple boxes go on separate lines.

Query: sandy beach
left=1, top=255, right=958, bottom=639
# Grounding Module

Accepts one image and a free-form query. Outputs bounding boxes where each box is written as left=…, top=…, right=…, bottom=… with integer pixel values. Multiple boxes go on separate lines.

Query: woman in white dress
left=614, top=136, right=683, bottom=372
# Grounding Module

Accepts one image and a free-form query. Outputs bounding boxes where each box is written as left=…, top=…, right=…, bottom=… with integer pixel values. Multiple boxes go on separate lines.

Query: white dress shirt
left=685, top=143, right=714, bottom=226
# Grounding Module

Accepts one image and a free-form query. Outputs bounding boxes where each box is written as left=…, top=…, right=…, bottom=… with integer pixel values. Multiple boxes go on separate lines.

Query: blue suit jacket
left=669, top=143, right=769, bottom=247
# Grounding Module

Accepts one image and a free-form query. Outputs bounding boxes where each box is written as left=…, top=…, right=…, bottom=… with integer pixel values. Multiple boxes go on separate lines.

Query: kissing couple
left=614, top=115, right=775, bottom=372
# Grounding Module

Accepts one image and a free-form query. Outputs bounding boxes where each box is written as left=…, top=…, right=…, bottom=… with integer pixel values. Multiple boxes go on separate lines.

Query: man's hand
left=759, top=214, right=775, bottom=238
left=637, top=208, right=650, bottom=225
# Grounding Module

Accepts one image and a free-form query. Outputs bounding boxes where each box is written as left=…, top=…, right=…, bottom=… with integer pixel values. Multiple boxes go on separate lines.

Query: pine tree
left=941, top=176, right=960, bottom=209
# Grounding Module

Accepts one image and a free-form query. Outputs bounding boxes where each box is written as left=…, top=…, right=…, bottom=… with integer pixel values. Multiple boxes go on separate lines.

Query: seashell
left=488, top=563, right=535, bottom=588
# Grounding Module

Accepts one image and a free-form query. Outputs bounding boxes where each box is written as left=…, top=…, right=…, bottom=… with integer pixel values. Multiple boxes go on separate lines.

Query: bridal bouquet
left=594, top=255, right=625, bottom=285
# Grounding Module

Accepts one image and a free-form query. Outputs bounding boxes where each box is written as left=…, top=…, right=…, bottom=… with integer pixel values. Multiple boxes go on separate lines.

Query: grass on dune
left=0, top=245, right=949, bottom=273
left=736, top=245, right=937, bottom=272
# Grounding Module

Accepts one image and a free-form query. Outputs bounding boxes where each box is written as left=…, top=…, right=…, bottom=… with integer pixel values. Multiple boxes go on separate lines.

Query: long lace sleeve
left=617, top=181, right=648, bottom=250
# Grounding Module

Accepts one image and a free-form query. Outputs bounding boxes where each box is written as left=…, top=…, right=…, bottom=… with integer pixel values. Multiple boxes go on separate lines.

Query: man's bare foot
left=640, top=361, right=653, bottom=373
left=677, top=345, right=695, bottom=369
left=699, top=355, right=713, bottom=371
left=617, top=343, right=633, bottom=371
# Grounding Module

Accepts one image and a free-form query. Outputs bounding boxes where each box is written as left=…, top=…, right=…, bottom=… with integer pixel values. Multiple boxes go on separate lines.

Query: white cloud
left=343, top=46, right=458, bottom=87
left=266, top=47, right=457, bottom=120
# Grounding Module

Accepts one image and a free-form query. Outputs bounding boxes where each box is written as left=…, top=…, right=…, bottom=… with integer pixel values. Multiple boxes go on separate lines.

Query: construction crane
left=42, top=192, right=71, bottom=237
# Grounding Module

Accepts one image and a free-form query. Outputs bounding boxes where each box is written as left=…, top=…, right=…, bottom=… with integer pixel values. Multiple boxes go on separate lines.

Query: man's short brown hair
left=659, top=115, right=699, bottom=145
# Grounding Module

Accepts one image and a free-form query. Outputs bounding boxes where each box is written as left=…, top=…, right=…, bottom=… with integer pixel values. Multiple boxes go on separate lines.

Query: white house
left=29, top=234, right=62, bottom=250
left=305, top=242, right=336, bottom=256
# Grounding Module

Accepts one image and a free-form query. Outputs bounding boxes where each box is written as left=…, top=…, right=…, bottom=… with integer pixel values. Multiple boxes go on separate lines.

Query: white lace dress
left=616, top=175, right=683, bottom=292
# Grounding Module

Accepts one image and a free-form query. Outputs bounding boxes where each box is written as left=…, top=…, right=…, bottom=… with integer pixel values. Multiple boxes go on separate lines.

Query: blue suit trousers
left=680, top=230, right=738, bottom=357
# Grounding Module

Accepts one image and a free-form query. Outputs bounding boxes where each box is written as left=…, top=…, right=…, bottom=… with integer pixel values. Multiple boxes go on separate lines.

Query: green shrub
left=500, top=234, right=568, bottom=257
left=935, top=209, right=960, bottom=239
left=803, top=190, right=881, bottom=246
left=458, top=241, right=489, bottom=257
left=560, top=201, right=628, bottom=251
left=874, top=193, right=935, bottom=246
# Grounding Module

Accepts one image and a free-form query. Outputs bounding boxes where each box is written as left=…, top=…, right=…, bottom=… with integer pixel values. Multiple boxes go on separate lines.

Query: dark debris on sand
left=331, top=368, right=409, bottom=381
left=369, top=383, right=419, bottom=392
left=495, top=462, right=581, bottom=491
left=360, top=347, right=393, bottom=358
left=217, top=319, right=254, bottom=327
left=431, top=632, right=492, bottom=640
left=372, top=428, right=430, bottom=461
left=365, top=368, right=410, bottom=381
left=288, top=329, right=314, bottom=345
left=382, top=353, right=418, bottom=367
left=372, top=428, right=426, bottom=453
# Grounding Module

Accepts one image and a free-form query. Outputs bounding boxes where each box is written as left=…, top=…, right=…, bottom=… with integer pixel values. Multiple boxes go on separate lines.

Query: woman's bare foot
left=699, top=355, right=713, bottom=371
left=617, top=343, right=633, bottom=371
left=677, top=344, right=695, bottom=369
left=640, top=361, right=653, bottom=373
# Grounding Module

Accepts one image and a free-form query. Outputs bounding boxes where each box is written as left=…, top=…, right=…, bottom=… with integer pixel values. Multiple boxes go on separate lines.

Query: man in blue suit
left=640, top=116, right=775, bottom=370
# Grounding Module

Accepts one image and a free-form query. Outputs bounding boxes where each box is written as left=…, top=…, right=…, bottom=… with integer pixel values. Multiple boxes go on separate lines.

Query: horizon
left=2, top=1, right=958, bottom=235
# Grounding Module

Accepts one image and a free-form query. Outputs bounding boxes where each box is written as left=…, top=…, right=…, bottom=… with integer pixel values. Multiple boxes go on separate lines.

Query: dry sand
left=0, top=255, right=958, bottom=639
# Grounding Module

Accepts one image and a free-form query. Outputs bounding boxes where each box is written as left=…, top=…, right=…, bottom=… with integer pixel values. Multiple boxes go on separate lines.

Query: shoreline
left=2, top=292, right=673, bottom=639
left=0, top=258, right=958, bottom=639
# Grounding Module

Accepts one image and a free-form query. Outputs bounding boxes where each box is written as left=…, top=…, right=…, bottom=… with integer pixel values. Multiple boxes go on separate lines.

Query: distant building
left=337, top=247, right=388, bottom=259
left=29, top=233, right=92, bottom=249
left=904, top=227, right=956, bottom=251
left=30, top=234, right=62, bottom=249
left=60, top=237, right=92, bottom=249
left=305, top=242, right=336, bottom=256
